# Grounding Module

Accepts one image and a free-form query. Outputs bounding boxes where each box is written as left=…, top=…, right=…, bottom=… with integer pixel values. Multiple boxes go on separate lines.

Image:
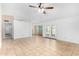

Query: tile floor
left=0, top=36, right=79, bottom=56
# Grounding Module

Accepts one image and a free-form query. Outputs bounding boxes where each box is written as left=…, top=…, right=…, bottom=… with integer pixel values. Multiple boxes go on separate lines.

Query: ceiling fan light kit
left=38, top=8, right=45, bottom=13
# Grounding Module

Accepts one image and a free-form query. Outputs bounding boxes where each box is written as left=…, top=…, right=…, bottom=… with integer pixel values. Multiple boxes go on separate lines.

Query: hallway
left=0, top=36, right=79, bottom=56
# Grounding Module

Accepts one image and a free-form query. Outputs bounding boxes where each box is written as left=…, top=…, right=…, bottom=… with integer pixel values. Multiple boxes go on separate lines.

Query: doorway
left=43, top=25, right=56, bottom=39
left=2, top=19, right=14, bottom=39
left=32, top=25, right=43, bottom=36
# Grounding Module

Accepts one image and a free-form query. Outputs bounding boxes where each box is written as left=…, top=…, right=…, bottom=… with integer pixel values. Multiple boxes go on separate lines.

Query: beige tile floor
left=0, top=36, right=79, bottom=56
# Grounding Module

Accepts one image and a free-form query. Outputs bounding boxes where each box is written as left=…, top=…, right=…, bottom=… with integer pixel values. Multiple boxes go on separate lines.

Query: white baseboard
left=56, top=37, right=79, bottom=44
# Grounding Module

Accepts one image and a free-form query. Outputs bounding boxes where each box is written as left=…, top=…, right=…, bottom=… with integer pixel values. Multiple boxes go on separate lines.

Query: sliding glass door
left=43, top=25, right=56, bottom=38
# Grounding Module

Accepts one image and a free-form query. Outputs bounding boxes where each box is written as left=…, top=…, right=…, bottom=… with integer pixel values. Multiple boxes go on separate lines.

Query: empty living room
left=0, top=3, right=79, bottom=56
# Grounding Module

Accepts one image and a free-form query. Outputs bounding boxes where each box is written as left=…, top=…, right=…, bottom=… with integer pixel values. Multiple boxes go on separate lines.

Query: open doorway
left=32, top=25, right=43, bottom=36
left=2, top=19, right=14, bottom=40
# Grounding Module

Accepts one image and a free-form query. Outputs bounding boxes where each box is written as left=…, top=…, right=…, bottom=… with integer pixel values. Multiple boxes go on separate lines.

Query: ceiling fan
left=29, top=3, right=54, bottom=14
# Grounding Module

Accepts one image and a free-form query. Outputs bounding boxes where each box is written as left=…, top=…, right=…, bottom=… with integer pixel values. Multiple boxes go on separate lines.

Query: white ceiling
left=1, top=3, right=79, bottom=23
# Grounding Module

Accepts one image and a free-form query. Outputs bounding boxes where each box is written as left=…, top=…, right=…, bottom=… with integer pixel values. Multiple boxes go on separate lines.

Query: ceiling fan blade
left=44, top=7, right=54, bottom=9
left=29, top=5, right=37, bottom=8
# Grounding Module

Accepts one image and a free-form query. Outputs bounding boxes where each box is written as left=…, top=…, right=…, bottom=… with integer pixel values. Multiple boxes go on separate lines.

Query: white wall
left=2, top=3, right=79, bottom=43
left=2, top=3, right=30, bottom=21
left=0, top=4, right=2, bottom=47
left=14, top=20, right=32, bottom=39
left=33, top=4, right=79, bottom=44
left=42, top=16, right=79, bottom=44
left=2, top=3, right=32, bottom=39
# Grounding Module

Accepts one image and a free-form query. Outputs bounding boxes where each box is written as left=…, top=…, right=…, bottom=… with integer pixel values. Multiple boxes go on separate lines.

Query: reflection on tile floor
left=0, top=36, right=79, bottom=56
